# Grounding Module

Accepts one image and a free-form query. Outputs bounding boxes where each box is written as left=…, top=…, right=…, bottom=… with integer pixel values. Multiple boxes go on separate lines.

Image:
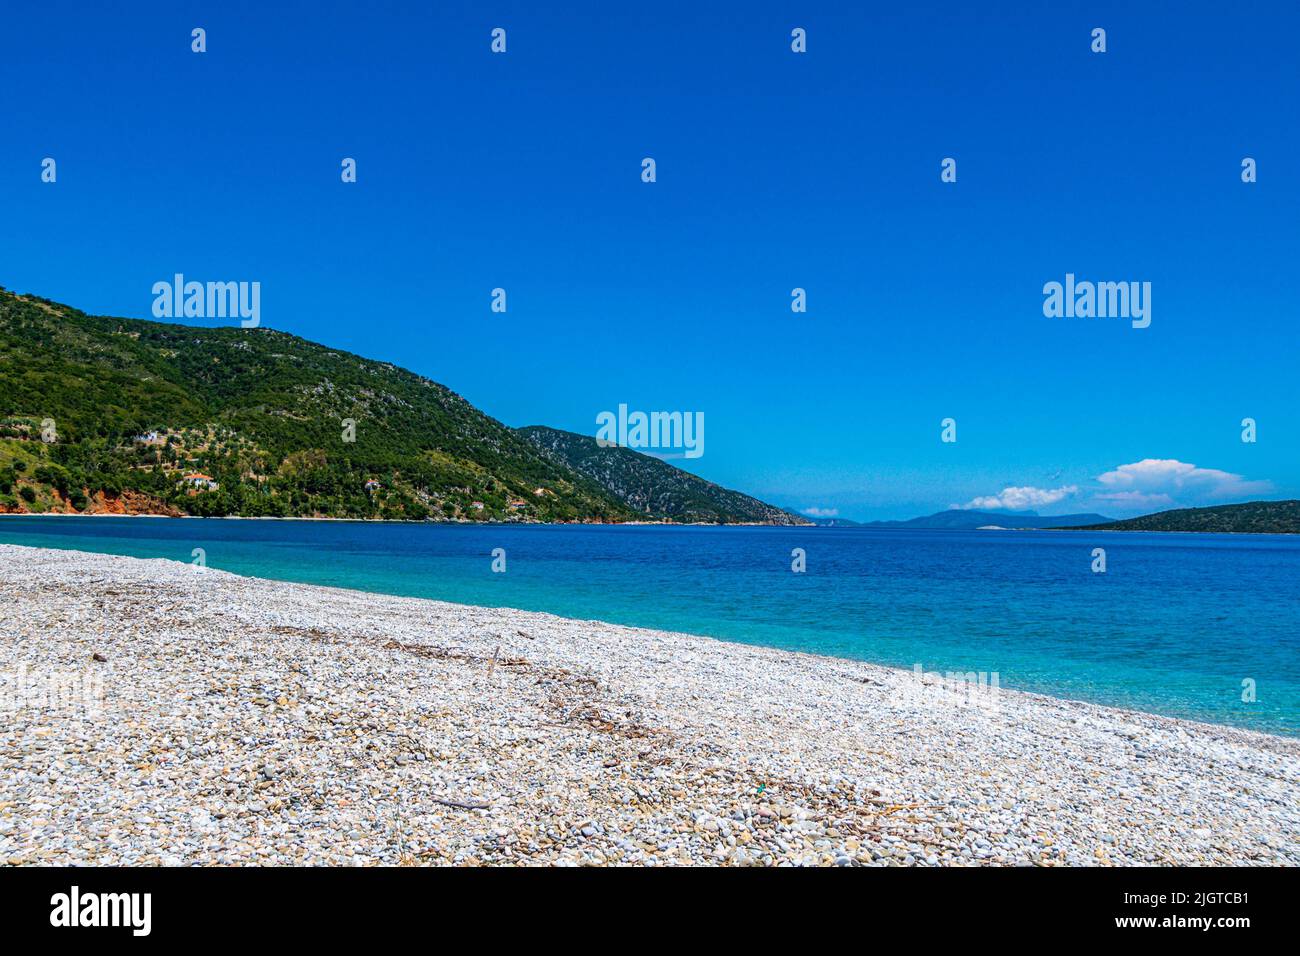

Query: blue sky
left=2, top=1, right=1296, bottom=520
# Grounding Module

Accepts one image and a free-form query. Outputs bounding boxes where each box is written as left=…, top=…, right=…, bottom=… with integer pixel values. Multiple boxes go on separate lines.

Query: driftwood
left=429, top=796, right=492, bottom=810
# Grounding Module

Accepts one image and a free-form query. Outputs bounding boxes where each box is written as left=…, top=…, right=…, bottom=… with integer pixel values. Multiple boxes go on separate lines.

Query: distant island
left=1060, top=500, right=1300, bottom=534
left=0, top=288, right=806, bottom=525
left=849, top=502, right=1300, bottom=535
left=861, top=509, right=1112, bottom=531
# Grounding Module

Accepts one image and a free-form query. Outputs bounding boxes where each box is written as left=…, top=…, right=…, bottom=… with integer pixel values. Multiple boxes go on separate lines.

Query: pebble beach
left=1, top=543, right=1297, bottom=866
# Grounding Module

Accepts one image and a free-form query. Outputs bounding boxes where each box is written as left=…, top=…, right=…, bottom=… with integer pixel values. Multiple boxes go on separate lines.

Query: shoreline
left=1, top=532, right=1295, bottom=740
left=0, top=533, right=1293, bottom=739
left=4, top=512, right=1296, bottom=536
left=2, top=543, right=1297, bottom=866
left=0, top=512, right=807, bottom=527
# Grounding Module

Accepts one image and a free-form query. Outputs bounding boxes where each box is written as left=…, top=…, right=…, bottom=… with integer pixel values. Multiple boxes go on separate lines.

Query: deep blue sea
left=2, top=516, right=1297, bottom=736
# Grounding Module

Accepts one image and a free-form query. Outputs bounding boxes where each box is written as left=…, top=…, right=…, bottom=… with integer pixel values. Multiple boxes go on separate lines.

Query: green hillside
left=0, top=288, right=789, bottom=523
left=1068, top=500, right=1300, bottom=534
left=520, top=426, right=809, bottom=525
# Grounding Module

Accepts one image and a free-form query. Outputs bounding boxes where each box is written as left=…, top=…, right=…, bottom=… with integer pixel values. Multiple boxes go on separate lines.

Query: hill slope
left=0, top=288, right=790, bottom=523
left=519, top=426, right=808, bottom=525
left=1067, top=500, right=1300, bottom=534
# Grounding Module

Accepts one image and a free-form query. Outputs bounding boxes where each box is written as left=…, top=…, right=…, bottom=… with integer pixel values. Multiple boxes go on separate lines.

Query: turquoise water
left=1, top=516, right=1297, bottom=736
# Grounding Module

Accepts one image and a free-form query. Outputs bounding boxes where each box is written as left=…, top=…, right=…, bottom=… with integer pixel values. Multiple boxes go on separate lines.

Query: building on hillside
left=182, top=473, right=219, bottom=491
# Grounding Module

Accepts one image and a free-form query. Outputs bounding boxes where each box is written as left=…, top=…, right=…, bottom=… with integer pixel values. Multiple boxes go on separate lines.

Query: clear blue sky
left=2, top=1, right=1296, bottom=520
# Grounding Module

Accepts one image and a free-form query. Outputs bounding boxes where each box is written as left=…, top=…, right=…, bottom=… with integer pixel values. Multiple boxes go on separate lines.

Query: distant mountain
left=0, top=287, right=796, bottom=524
left=863, top=509, right=1112, bottom=530
left=800, top=516, right=863, bottom=527
left=519, top=426, right=809, bottom=525
left=1067, top=500, right=1300, bottom=534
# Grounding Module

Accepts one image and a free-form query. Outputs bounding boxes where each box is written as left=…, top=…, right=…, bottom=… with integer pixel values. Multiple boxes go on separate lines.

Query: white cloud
left=801, top=506, right=839, bottom=518
left=956, top=485, right=1078, bottom=511
left=1094, top=459, right=1270, bottom=505
left=953, top=459, right=1273, bottom=520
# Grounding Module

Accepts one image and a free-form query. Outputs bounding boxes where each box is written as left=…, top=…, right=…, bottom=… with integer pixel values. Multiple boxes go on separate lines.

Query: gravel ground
left=1, top=544, right=1296, bottom=866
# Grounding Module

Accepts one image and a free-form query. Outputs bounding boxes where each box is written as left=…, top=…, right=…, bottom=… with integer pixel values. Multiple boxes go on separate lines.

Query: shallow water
left=2, top=516, right=1296, bottom=735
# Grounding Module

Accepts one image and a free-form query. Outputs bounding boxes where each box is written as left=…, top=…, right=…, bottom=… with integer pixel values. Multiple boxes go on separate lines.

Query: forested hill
left=520, top=426, right=808, bottom=525
left=1067, top=500, right=1300, bottom=534
left=0, top=288, right=794, bottom=523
